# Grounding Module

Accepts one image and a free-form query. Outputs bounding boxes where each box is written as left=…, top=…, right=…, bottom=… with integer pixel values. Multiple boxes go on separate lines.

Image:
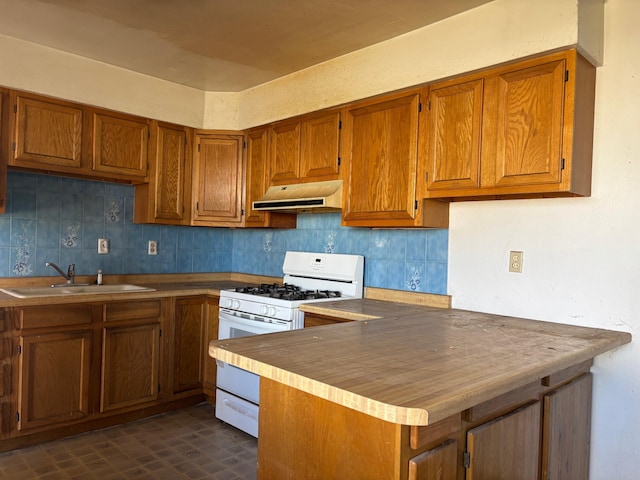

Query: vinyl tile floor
left=0, top=403, right=258, bottom=480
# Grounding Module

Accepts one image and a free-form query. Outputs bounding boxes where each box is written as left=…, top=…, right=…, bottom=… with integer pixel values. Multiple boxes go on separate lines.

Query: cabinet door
left=17, top=330, right=91, bottom=431
left=0, top=309, right=12, bottom=438
left=10, top=93, right=83, bottom=170
left=101, top=322, right=160, bottom=411
left=409, top=439, right=458, bottom=480
left=300, top=111, right=341, bottom=181
left=542, top=373, right=592, bottom=480
left=488, top=59, right=566, bottom=188
left=342, top=90, right=421, bottom=227
left=426, top=79, right=483, bottom=192
left=0, top=90, right=6, bottom=214
left=466, top=401, right=540, bottom=480
left=244, top=128, right=271, bottom=227
left=203, top=297, right=219, bottom=396
left=173, top=298, right=205, bottom=394
left=192, top=133, right=244, bottom=226
left=91, top=110, right=149, bottom=178
left=270, top=120, right=301, bottom=185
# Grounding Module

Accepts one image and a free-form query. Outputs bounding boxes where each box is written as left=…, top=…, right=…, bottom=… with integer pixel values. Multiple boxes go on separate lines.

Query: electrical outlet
left=509, top=251, right=523, bottom=273
left=98, top=238, right=109, bottom=254
left=148, top=240, right=158, bottom=256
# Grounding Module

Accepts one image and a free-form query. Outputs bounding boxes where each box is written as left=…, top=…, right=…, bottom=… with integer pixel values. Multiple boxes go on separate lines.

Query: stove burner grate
left=235, top=283, right=342, bottom=301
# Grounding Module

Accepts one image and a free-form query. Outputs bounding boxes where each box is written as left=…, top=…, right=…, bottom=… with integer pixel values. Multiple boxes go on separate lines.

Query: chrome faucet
left=46, top=262, right=75, bottom=285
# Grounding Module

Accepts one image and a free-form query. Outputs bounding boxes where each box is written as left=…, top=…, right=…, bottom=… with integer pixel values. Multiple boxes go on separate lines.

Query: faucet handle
left=67, top=264, right=75, bottom=276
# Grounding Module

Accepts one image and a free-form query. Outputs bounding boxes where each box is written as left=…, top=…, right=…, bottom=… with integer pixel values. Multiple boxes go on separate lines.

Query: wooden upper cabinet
left=134, top=121, right=192, bottom=225
left=341, top=89, right=448, bottom=228
left=489, top=58, right=566, bottom=188
left=0, top=90, right=7, bottom=214
left=244, top=127, right=296, bottom=229
left=425, top=49, right=595, bottom=199
left=269, top=109, right=341, bottom=186
left=192, top=132, right=244, bottom=226
left=8, top=92, right=84, bottom=172
left=426, top=79, right=483, bottom=192
left=89, top=110, right=149, bottom=179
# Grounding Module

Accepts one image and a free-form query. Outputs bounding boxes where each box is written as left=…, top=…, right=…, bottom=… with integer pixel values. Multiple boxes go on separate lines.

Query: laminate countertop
left=209, top=300, right=631, bottom=426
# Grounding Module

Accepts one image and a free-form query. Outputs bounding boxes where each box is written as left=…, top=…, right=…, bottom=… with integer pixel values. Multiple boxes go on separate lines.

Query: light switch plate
left=98, top=238, right=109, bottom=254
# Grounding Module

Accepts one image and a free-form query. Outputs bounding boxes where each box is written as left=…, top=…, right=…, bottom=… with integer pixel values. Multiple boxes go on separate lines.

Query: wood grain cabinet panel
left=466, top=401, right=540, bottom=480
left=192, top=133, right=244, bottom=226
left=9, top=92, right=83, bottom=171
left=101, top=322, right=160, bottom=412
left=270, top=120, right=300, bottom=185
left=17, top=330, right=91, bottom=432
left=173, top=298, right=205, bottom=394
left=341, top=89, right=449, bottom=227
left=0, top=89, right=6, bottom=214
left=202, top=297, right=219, bottom=397
left=426, top=49, right=595, bottom=199
left=542, top=373, right=592, bottom=480
left=134, top=121, right=192, bottom=225
left=90, top=110, right=149, bottom=178
left=408, top=439, right=458, bottom=480
left=426, top=79, right=483, bottom=191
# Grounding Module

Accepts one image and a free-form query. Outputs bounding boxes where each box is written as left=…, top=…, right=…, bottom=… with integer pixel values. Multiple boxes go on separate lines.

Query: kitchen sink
left=0, top=284, right=156, bottom=298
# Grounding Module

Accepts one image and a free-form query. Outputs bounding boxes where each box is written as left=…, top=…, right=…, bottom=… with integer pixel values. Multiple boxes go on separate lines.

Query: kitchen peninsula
left=209, top=301, right=631, bottom=479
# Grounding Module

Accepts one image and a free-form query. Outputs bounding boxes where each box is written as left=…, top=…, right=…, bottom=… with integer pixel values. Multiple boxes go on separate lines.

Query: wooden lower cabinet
left=258, top=369, right=594, bottom=480
left=303, top=312, right=354, bottom=327
left=203, top=297, right=219, bottom=397
left=1, top=296, right=214, bottom=452
left=101, top=322, right=160, bottom=412
left=172, top=297, right=206, bottom=394
left=18, top=330, right=92, bottom=431
left=466, top=402, right=541, bottom=479
left=409, top=439, right=458, bottom=480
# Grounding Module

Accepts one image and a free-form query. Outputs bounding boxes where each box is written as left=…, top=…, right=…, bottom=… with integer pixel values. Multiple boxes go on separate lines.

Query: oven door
left=218, top=308, right=293, bottom=337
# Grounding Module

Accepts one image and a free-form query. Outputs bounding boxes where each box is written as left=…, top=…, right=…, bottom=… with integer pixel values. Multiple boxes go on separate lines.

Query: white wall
left=448, top=1, right=639, bottom=478
left=0, top=34, right=206, bottom=127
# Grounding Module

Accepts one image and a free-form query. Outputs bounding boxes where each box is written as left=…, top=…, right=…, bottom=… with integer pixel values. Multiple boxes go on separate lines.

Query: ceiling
left=0, top=0, right=493, bottom=92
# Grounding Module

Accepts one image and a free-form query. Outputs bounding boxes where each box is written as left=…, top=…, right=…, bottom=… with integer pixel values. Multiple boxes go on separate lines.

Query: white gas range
left=215, top=251, right=365, bottom=437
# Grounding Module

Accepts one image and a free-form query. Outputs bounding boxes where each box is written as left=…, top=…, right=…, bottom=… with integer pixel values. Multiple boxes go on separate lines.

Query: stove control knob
left=233, top=300, right=241, bottom=310
left=260, top=305, right=269, bottom=316
left=268, top=306, right=277, bottom=317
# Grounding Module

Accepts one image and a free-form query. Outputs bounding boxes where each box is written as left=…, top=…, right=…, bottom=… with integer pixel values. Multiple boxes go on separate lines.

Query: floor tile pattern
left=0, top=403, right=257, bottom=479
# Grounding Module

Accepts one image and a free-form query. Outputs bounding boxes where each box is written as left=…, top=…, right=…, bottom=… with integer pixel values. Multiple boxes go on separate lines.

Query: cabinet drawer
left=18, top=305, right=93, bottom=330
left=104, top=300, right=161, bottom=322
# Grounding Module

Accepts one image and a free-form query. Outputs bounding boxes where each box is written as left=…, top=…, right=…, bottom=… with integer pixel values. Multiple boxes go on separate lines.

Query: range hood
left=252, top=180, right=342, bottom=213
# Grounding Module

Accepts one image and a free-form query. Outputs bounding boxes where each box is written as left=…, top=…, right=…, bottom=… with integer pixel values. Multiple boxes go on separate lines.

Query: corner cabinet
left=341, top=89, right=449, bottom=228
left=134, top=121, right=193, bottom=225
left=425, top=49, right=595, bottom=199
left=191, top=132, right=244, bottom=227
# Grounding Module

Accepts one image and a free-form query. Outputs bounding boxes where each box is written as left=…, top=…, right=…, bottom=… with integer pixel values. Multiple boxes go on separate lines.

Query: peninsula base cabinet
left=0, top=296, right=216, bottom=453
left=258, top=364, right=593, bottom=480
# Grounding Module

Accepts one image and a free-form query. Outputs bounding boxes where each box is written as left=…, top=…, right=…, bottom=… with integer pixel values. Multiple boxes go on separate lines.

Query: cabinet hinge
left=463, top=450, right=471, bottom=469
left=338, top=120, right=342, bottom=130
left=414, top=200, right=418, bottom=211
left=243, top=140, right=247, bottom=149
left=196, top=202, right=199, bottom=212
left=11, top=142, right=16, bottom=151
left=418, top=102, right=422, bottom=113
left=147, top=130, right=151, bottom=139
left=159, top=329, right=162, bottom=337
left=17, top=344, right=22, bottom=354
left=197, top=143, right=201, bottom=153
left=13, top=104, right=17, bottom=114
left=561, top=158, right=566, bottom=170
left=428, top=100, right=432, bottom=111
left=15, top=412, right=19, bottom=423
left=241, top=208, right=245, bottom=216
left=565, top=70, right=569, bottom=82
left=337, top=157, right=341, bottom=167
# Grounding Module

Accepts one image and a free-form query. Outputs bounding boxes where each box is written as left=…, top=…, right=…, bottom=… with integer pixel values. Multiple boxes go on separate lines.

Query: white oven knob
left=233, top=300, right=241, bottom=310
left=260, top=305, right=269, bottom=315
left=268, top=306, right=277, bottom=317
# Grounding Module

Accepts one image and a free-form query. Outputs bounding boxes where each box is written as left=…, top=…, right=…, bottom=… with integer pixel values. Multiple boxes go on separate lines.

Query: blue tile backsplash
left=1, top=172, right=448, bottom=294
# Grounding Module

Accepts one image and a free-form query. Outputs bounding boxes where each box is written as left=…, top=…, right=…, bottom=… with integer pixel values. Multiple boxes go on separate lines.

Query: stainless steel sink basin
left=0, top=284, right=156, bottom=298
